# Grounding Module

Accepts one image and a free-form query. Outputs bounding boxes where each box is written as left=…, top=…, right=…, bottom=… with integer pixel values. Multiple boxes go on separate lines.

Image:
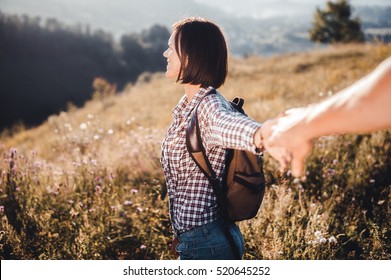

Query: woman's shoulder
left=199, top=90, right=231, bottom=113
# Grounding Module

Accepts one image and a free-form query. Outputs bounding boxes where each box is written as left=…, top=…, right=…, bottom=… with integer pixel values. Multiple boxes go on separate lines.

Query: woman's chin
left=165, top=71, right=178, bottom=79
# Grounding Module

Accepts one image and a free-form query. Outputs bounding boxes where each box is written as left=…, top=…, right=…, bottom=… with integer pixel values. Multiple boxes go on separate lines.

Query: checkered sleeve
left=198, top=93, right=262, bottom=154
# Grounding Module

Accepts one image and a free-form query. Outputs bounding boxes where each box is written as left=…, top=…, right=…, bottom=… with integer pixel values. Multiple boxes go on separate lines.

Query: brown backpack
left=186, top=90, right=266, bottom=222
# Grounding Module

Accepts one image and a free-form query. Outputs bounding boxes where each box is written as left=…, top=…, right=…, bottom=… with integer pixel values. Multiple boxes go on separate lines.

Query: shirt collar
left=173, top=86, right=214, bottom=120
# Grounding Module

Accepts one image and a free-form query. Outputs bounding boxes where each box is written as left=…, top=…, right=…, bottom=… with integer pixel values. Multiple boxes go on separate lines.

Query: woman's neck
left=184, top=84, right=201, bottom=101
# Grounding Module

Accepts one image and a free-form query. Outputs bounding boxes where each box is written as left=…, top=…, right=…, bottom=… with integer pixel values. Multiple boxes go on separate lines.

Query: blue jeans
left=176, top=218, right=245, bottom=260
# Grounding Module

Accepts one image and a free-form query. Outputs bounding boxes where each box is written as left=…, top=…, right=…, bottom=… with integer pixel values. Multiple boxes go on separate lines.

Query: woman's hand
left=263, top=107, right=314, bottom=177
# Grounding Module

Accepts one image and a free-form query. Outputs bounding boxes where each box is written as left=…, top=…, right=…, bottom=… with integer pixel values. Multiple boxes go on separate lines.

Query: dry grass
left=0, top=43, right=390, bottom=259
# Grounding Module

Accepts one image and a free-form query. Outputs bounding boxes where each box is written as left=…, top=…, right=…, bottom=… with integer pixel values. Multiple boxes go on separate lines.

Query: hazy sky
left=2, top=0, right=390, bottom=19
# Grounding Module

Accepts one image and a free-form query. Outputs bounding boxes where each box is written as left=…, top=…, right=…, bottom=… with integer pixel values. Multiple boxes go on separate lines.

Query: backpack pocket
left=233, top=171, right=264, bottom=193
left=225, top=172, right=265, bottom=221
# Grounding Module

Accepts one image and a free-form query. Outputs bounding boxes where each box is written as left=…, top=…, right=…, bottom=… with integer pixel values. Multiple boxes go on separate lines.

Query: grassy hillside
left=0, top=43, right=390, bottom=259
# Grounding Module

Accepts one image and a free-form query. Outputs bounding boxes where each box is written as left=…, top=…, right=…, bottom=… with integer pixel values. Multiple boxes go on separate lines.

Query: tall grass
left=0, top=43, right=390, bottom=259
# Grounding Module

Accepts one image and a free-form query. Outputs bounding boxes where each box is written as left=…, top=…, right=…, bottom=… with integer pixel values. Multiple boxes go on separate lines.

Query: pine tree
left=309, top=0, right=364, bottom=43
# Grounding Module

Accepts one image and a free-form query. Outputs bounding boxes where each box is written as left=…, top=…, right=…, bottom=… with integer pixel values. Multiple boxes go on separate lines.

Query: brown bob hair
left=173, top=18, right=228, bottom=89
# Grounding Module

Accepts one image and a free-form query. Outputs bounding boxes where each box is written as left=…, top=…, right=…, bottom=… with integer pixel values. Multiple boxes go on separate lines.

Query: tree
left=309, top=0, right=364, bottom=43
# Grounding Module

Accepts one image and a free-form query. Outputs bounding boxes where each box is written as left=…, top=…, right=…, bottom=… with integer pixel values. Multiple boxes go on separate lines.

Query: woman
left=161, top=17, right=267, bottom=260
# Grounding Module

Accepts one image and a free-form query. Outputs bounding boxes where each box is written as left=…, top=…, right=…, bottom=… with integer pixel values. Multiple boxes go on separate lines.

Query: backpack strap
left=230, top=97, right=245, bottom=114
left=185, top=89, right=241, bottom=260
left=186, top=89, right=218, bottom=182
left=186, top=90, right=227, bottom=209
left=186, top=91, right=244, bottom=183
left=186, top=92, right=243, bottom=176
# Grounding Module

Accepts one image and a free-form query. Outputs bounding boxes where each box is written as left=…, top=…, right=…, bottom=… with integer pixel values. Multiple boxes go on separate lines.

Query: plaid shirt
left=161, top=86, right=261, bottom=234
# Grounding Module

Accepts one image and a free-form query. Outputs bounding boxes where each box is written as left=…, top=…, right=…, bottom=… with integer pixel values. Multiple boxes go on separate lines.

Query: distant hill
left=354, top=6, right=391, bottom=41
left=0, top=12, right=170, bottom=130
left=355, top=5, right=391, bottom=27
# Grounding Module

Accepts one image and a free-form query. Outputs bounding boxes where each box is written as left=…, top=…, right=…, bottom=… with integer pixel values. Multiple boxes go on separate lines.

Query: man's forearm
left=303, top=57, right=391, bottom=138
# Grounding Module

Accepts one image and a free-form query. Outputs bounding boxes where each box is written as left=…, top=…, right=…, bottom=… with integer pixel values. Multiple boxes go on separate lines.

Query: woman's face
left=163, top=31, right=181, bottom=79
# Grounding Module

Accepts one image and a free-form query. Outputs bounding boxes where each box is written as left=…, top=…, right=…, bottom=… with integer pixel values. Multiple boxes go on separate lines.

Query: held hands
left=260, top=107, right=314, bottom=177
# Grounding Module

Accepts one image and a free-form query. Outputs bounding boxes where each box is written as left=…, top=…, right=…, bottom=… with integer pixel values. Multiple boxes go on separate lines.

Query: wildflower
left=377, top=200, right=385, bottom=205
left=0, top=206, right=4, bottom=213
left=69, top=208, right=78, bottom=217
left=124, top=200, right=132, bottom=206
left=90, top=159, right=97, bottom=166
left=369, top=179, right=375, bottom=183
left=87, top=114, right=94, bottom=119
left=140, top=245, right=147, bottom=250
left=80, top=123, right=88, bottom=130
left=327, top=169, right=335, bottom=176
left=314, top=231, right=322, bottom=238
left=95, top=176, right=103, bottom=184
left=137, top=207, right=143, bottom=213
left=329, top=236, right=337, bottom=244
left=332, top=159, right=338, bottom=165
left=64, top=123, right=73, bottom=131
left=108, top=129, right=114, bottom=135
left=319, top=237, right=327, bottom=244
left=293, top=178, right=300, bottom=184
left=93, top=135, right=100, bottom=140
left=131, top=189, right=138, bottom=194
left=89, top=208, right=95, bottom=213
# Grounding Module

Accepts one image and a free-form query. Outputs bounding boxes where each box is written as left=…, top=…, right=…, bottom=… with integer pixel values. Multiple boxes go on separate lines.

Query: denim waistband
left=177, top=218, right=228, bottom=241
